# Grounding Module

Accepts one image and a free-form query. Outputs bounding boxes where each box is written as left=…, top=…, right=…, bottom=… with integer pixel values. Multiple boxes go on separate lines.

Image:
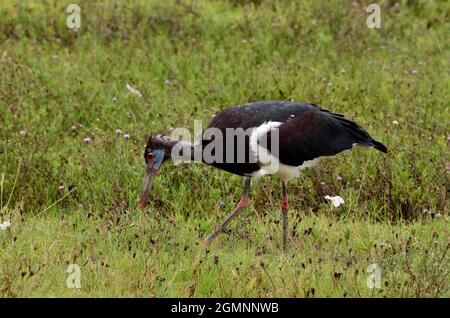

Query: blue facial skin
left=149, top=149, right=165, bottom=170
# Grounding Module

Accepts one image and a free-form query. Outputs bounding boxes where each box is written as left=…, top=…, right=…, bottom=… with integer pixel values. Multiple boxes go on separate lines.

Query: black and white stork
left=140, top=100, right=387, bottom=251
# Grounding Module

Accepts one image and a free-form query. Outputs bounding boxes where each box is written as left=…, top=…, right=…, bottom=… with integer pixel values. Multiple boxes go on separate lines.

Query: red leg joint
left=236, top=195, right=249, bottom=210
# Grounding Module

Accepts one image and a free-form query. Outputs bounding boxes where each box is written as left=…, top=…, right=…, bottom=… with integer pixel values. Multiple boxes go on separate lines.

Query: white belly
left=250, top=158, right=320, bottom=181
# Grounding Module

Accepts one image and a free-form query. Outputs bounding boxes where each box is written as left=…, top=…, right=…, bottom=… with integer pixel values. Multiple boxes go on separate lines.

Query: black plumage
left=203, top=100, right=386, bottom=176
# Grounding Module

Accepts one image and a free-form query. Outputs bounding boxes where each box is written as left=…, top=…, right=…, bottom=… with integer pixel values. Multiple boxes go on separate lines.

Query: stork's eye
left=147, top=152, right=155, bottom=163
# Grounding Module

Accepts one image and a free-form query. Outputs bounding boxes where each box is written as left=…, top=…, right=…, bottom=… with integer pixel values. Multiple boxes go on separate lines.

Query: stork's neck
left=149, top=135, right=202, bottom=163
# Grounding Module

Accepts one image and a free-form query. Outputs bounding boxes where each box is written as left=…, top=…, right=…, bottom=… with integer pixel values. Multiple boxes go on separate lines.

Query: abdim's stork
left=140, top=100, right=387, bottom=250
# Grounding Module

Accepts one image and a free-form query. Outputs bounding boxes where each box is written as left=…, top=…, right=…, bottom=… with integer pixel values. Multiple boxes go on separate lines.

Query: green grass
left=0, top=0, right=448, bottom=297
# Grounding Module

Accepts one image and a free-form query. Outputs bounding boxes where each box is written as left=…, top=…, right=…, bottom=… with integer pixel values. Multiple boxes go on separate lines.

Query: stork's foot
left=203, top=195, right=249, bottom=247
left=202, top=178, right=251, bottom=248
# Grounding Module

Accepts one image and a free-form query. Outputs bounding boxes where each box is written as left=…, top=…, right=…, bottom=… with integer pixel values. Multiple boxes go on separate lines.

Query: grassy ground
left=0, top=0, right=448, bottom=297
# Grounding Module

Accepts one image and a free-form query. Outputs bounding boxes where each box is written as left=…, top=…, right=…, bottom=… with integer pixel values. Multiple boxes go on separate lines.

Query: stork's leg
left=203, top=177, right=251, bottom=248
left=281, top=181, right=289, bottom=251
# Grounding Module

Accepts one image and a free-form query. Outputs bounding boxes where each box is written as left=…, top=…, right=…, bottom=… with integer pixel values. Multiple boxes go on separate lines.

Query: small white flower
left=83, top=137, right=91, bottom=144
left=19, top=129, right=26, bottom=136
left=126, top=84, right=142, bottom=97
left=325, top=195, right=345, bottom=208
left=115, top=129, right=122, bottom=136
left=0, top=221, right=11, bottom=230
left=392, top=120, right=399, bottom=125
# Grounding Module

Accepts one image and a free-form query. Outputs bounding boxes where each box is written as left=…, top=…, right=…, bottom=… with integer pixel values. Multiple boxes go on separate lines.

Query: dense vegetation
left=0, top=0, right=448, bottom=297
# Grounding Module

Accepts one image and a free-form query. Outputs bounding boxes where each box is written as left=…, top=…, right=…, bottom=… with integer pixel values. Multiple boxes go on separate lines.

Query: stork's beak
left=140, top=165, right=157, bottom=211
left=140, top=149, right=164, bottom=211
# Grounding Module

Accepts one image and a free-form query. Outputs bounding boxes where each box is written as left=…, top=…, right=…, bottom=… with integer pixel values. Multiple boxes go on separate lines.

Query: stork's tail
left=331, top=114, right=388, bottom=154
left=371, top=139, right=388, bottom=153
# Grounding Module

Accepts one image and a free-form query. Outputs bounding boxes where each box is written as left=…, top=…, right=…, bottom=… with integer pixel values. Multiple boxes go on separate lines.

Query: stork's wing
left=207, top=100, right=321, bottom=131
left=267, top=108, right=387, bottom=167
left=204, top=100, right=386, bottom=172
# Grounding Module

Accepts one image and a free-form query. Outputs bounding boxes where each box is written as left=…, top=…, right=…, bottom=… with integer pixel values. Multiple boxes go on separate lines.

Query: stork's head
left=140, top=135, right=177, bottom=211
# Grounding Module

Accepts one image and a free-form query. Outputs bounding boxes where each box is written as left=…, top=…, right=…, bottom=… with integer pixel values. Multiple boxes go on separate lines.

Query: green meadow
left=0, top=0, right=448, bottom=297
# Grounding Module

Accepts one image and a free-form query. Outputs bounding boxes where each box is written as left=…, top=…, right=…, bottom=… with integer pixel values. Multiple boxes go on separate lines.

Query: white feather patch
left=248, top=121, right=321, bottom=180
left=249, top=121, right=282, bottom=174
